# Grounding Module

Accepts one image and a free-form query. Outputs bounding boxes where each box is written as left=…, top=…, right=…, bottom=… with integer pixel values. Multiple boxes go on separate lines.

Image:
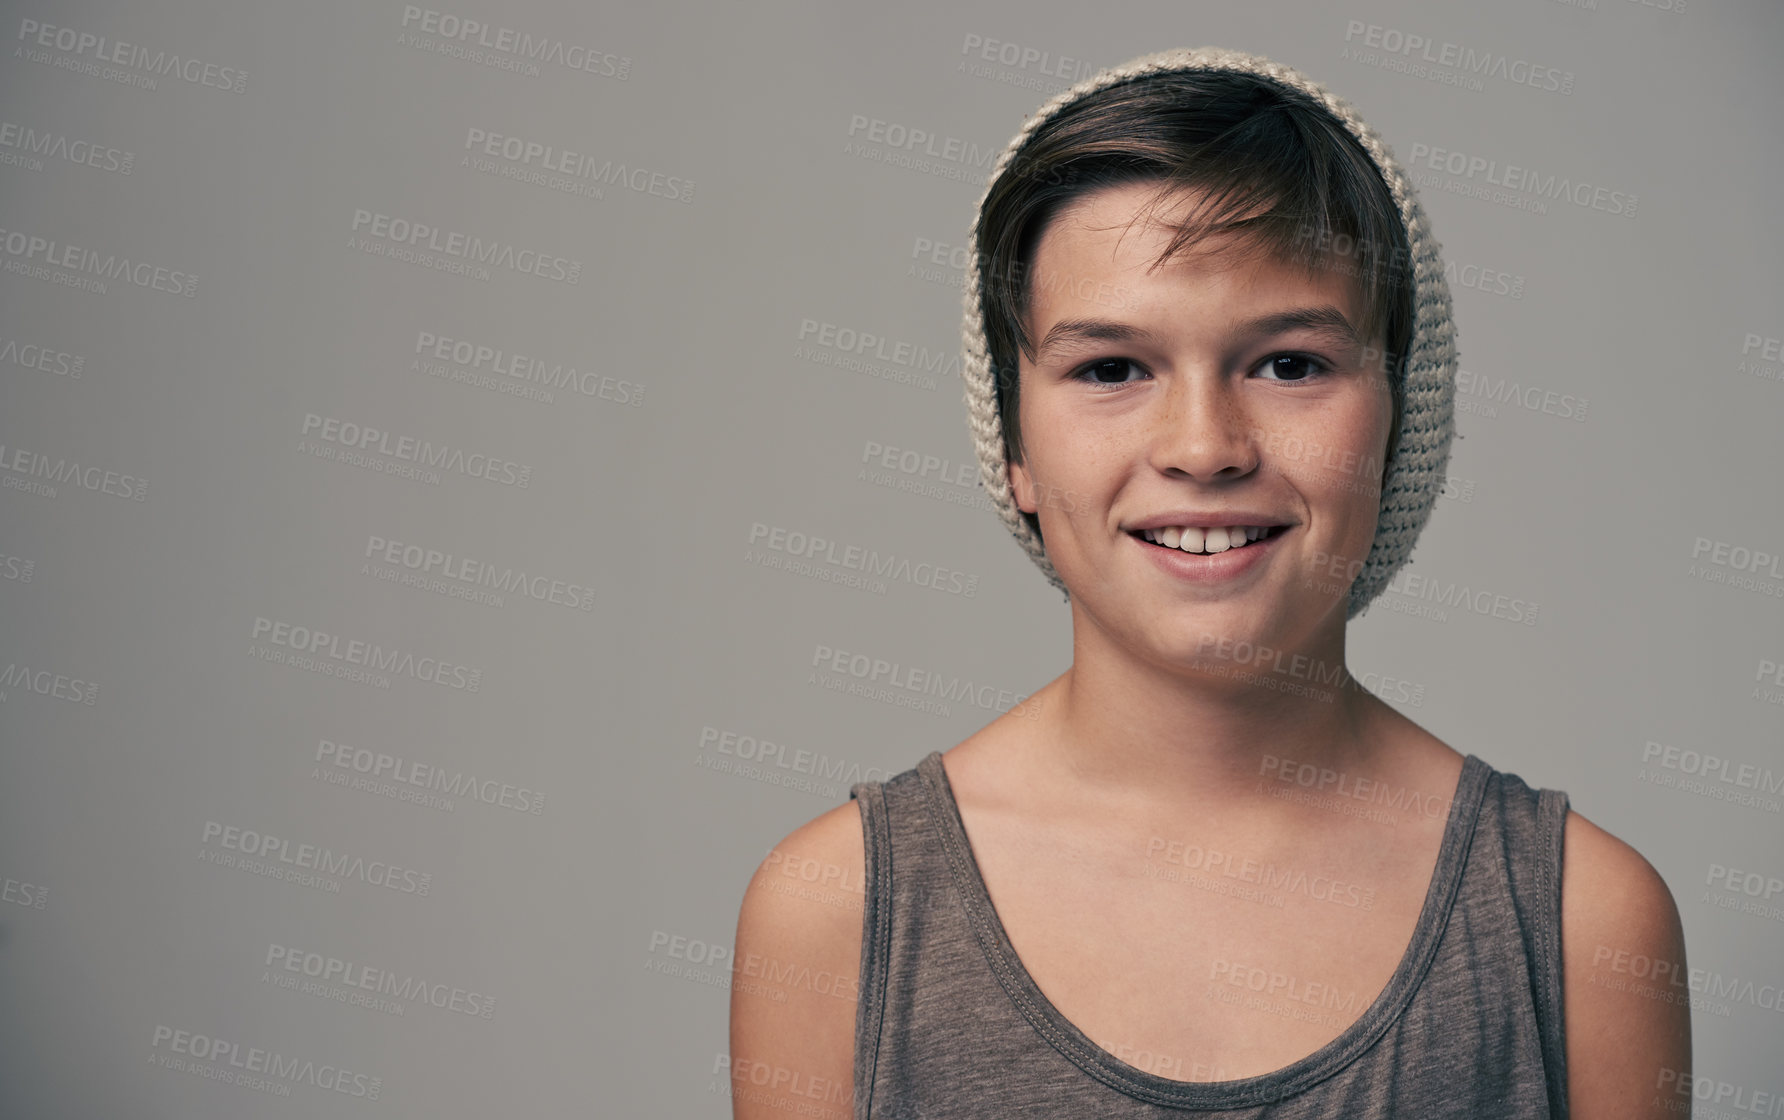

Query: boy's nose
left=1146, top=376, right=1260, bottom=482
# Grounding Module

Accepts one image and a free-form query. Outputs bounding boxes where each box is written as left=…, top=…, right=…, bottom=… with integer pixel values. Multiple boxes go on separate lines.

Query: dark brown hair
left=976, top=68, right=1414, bottom=531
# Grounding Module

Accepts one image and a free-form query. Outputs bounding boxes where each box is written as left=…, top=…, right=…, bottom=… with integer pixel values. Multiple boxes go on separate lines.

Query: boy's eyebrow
left=1034, top=306, right=1364, bottom=361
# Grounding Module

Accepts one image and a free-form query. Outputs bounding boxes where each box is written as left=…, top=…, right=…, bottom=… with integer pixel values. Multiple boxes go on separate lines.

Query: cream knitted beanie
left=961, top=46, right=1458, bottom=620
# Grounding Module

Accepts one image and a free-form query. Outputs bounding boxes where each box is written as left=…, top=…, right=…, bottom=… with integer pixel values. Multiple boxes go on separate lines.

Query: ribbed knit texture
left=961, top=47, right=1459, bottom=619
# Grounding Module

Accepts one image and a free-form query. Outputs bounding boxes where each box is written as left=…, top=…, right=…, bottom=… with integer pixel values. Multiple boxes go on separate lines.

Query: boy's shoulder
left=744, top=796, right=866, bottom=916
left=731, top=785, right=883, bottom=1107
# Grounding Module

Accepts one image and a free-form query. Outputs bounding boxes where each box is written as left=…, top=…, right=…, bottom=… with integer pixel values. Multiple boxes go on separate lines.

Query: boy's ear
left=1009, top=459, right=1037, bottom=515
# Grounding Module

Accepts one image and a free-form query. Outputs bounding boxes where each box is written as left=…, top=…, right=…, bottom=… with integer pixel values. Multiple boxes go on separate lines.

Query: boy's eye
left=1073, top=358, right=1144, bottom=385
left=1070, top=354, right=1329, bottom=386
left=1258, top=354, right=1325, bottom=382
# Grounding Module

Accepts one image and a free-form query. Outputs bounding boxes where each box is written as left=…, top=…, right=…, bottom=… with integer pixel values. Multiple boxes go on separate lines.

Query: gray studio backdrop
left=1, top=0, right=1779, bottom=1115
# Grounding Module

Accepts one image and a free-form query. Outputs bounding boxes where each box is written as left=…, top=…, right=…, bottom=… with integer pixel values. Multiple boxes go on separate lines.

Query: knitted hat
left=961, top=46, right=1458, bottom=620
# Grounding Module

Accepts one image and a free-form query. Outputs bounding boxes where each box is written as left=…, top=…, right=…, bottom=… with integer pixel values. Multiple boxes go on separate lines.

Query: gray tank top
left=848, top=751, right=1571, bottom=1117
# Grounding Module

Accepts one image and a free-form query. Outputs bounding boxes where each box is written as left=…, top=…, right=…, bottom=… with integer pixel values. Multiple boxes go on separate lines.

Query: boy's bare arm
left=729, top=800, right=865, bottom=1120
left=1561, top=809, right=1692, bottom=1120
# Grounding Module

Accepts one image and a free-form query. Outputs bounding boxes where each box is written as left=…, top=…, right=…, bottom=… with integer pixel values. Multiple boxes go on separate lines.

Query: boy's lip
left=1123, top=511, right=1297, bottom=531
left=1127, top=521, right=1285, bottom=579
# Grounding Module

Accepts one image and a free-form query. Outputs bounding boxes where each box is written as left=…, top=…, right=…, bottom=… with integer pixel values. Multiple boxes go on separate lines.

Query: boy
left=731, top=47, right=1687, bottom=1118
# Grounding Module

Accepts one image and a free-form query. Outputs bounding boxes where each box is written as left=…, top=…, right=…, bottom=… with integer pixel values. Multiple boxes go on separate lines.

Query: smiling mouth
left=1129, top=525, right=1285, bottom=555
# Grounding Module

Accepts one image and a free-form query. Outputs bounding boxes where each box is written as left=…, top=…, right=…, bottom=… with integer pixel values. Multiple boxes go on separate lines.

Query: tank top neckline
left=913, top=749, right=1492, bottom=1109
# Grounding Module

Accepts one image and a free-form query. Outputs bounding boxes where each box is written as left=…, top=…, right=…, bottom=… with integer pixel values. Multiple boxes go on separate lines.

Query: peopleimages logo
left=1381, top=567, right=1541, bottom=625
left=697, top=726, right=895, bottom=788
left=1405, top=142, right=1637, bottom=218
left=148, top=1025, right=380, bottom=1100
left=315, top=737, right=547, bottom=815
left=265, top=943, right=496, bottom=1019
left=747, top=521, right=979, bottom=597
left=2, top=874, right=47, bottom=909
left=0, top=120, right=133, bottom=173
left=201, top=820, right=433, bottom=895
left=0, top=550, right=34, bottom=584
left=0, top=659, right=99, bottom=705
left=398, top=6, right=630, bottom=79
left=413, top=330, right=645, bottom=407
left=958, top=33, right=1097, bottom=83
left=0, top=331, right=83, bottom=378
left=1146, top=836, right=1377, bottom=910
left=845, top=114, right=999, bottom=170
left=796, top=319, right=960, bottom=379
left=809, top=642, right=1039, bottom=720
left=1592, top=943, right=1782, bottom=1015
left=1656, top=1069, right=1780, bottom=1116
left=1454, top=367, right=1589, bottom=421
left=301, top=413, right=532, bottom=487
left=1691, top=536, right=1784, bottom=579
left=364, top=534, right=595, bottom=611
left=462, top=127, right=693, bottom=203
left=1641, top=741, right=1784, bottom=798
left=349, top=209, right=582, bottom=284
left=1340, top=21, right=1575, bottom=94
left=0, top=437, right=147, bottom=500
left=250, top=615, right=484, bottom=692
left=0, top=224, right=196, bottom=295
left=15, top=19, right=249, bottom=92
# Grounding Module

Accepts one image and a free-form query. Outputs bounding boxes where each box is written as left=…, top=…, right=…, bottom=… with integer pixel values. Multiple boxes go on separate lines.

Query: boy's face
left=1008, top=181, right=1393, bottom=663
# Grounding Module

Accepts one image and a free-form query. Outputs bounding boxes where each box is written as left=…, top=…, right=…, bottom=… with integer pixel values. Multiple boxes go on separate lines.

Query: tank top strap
left=1477, top=765, right=1573, bottom=1118
left=847, top=775, right=894, bottom=1117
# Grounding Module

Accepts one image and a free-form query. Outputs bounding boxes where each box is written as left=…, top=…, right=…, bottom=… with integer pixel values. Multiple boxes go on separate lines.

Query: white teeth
left=1139, top=525, right=1273, bottom=554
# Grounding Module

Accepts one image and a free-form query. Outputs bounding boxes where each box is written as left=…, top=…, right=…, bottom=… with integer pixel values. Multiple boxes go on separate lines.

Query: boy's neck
left=1013, top=630, right=1397, bottom=814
